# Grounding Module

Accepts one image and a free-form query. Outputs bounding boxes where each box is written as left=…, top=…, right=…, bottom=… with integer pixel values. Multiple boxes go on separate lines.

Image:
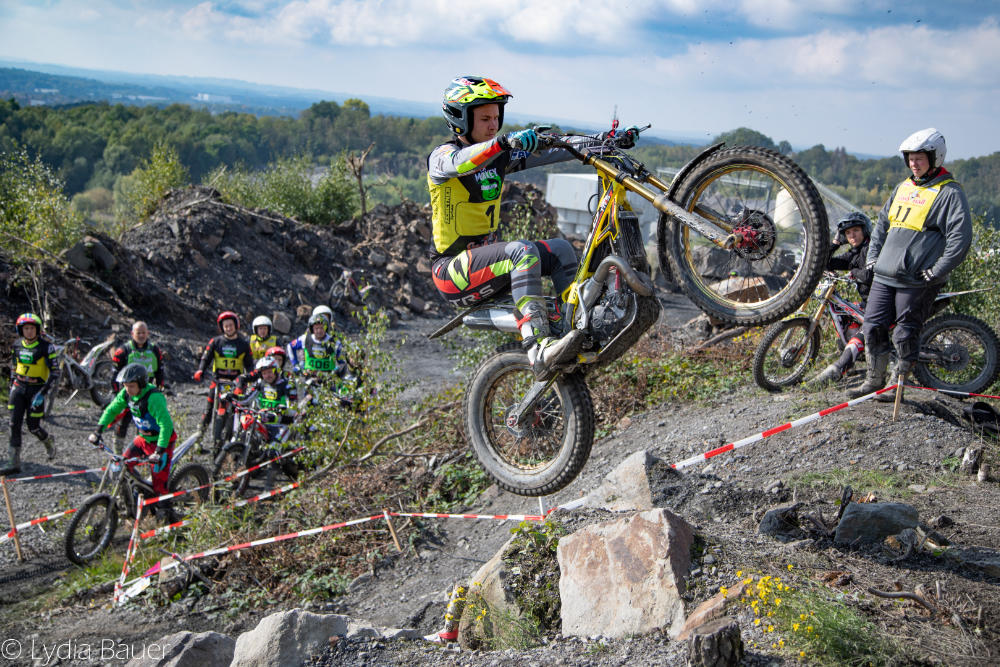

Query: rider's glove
left=616, top=126, right=640, bottom=149
left=921, top=268, right=936, bottom=283
left=219, top=392, right=233, bottom=403
left=88, top=430, right=102, bottom=445
left=498, top=129, right=538, bottom=153
left=31, top=391, right=45, bottom=410
left=193, top=370, right=203, bottom=382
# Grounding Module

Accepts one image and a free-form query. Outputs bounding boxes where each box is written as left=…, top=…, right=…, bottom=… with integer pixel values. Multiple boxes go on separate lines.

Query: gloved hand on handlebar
left=88, top=430, right=102, bottom=445
left=615, top=125, right=641, bottom=149
left=193, top=370, right=203, bottom=382
left=498, top=129, right=538, bottom=153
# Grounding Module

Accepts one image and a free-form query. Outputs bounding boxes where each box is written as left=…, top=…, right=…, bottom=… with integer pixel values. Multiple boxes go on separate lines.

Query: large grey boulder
left=834, top=502, right=918, bottom=545
left=125, top=631, right=233, bottom=667
left=558, top=508, right=693, bottom=639
left=231, top=609, right=349, bottom=667
left=584, top=449, right=686, bottom=511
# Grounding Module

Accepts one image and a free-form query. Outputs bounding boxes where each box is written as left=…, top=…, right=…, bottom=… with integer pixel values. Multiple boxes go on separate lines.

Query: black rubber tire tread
left=914, top=313, right=1000, bottom=395
left=661, top=146, right=828, bottom=326
left=589, top=294, right=661, bottom=371
left=169, top=462, right=211, bottom=510
left=752, top=317, right=822, bottom=391
left=212, top=440, right=252, bottom=499
left=89, top=359, right=116, bottom=408
left=65, top=493, right=117, bottom=566
left=465, top=344, right=594, bottom=497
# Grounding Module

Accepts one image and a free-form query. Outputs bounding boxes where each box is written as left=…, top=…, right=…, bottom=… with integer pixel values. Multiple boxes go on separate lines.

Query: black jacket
left=828, top=240, right=872, bottom=302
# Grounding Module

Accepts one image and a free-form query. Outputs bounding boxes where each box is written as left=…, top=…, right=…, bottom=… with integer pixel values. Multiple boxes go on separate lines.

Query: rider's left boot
left=517, top=296, right=584, bottom=379
left=41, top=434, right=56, bottom=461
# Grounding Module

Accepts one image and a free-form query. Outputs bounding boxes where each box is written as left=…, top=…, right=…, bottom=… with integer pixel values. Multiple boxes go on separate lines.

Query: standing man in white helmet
left=848, top=128, right=972, bottom=400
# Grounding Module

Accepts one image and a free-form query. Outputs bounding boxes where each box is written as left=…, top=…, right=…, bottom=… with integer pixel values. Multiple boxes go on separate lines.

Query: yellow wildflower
left=754, top=618, right=761, bottom=626
left=720, top=586, right=728, bottom=598
left=787, top=564, right=794, bottom=570
left=767, top=625, right=775, bottom=632
left=793, top=623, right=800, bottom=631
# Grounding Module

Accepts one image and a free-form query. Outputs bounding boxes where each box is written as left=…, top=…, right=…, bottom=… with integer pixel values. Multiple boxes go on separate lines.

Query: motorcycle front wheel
left=914, top=313, right=1000, bottom=395
left=661, top=146, right=828, bottom=326
left=465, top=344, right=594, bottom=497
left=752, top=317, right=822, bottom=391
left=65, top=493, right=118, bottom=566
left=212, top=439, right=252, bottom=500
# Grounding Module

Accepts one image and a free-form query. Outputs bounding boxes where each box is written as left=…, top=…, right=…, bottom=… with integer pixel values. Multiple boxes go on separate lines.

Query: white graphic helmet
left=311, top=305, right=334, bottom=323
left=899, top=128, right=946, bottom=170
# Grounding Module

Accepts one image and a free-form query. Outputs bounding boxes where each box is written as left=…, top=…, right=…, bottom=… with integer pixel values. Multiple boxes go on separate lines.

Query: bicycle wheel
left=65, top=493, right=118, bottom=566
left=661, top=146, right=828, bottom=326
left=89, top=359, right=116, bottom=408
left=169, top=462, right=211, bottom=514
left=914, top=314, right=1000, bottom=395
left=752, top=317, right=822, bottom=391
left=465, top=344, right=594, bottom=497
left=212, top=439, right=251, bottom=499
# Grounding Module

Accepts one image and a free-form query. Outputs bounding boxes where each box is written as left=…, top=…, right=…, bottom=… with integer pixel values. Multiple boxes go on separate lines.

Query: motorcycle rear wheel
left=752, top=317, right=822, bottom=391
left=89, top=359, right=116, bottom=408
left=914, top=313, right=1000, bottom=395
left=465, top=344, right=594, bottom=497
left=661, top=146, right=828, bottom=326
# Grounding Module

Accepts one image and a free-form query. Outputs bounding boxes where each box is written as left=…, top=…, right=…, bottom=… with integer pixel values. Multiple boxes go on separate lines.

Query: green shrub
left=112, top=143, right=188, bottom=234
left=208, top=154, right=357, bottom=225
left=0, top=147, right=85, bottom=260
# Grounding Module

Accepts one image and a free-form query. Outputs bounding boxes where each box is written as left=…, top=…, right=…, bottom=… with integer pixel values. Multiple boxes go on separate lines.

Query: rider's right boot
left=846, top=349, right=890, bottom=399
left=0, top=446, right=22, bottom=476
left=112, top=435, right=126, bottom=456
left=194, top=424, right=207, bottom=454
left=518, top=296, right=584, bottom=379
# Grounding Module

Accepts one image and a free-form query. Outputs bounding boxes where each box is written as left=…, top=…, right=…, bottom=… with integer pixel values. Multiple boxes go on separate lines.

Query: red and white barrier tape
left=390, top=511, right=545, bottom=522
left=117, top=508, right=550, bottom=603
left=906, top=384, right=1000, bottom=400
left=0, top=507, right=78, bottom=543
left=142, top=446, right=304, bottom=507
left=670, top=384, right=898, bottom=470
left=139, top=482, right=301, bottom=540
left=5, top=466, right=106, bottom=483
left=114, top=500, right=145, bottom=605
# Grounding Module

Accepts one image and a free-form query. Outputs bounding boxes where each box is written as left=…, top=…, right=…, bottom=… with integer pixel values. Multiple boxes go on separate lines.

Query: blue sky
left=2, top=1, right=999, bottom=159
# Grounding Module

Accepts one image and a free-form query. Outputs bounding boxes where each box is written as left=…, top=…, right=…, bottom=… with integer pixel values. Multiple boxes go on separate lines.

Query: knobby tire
left=659, top=146, right=828, bottom=326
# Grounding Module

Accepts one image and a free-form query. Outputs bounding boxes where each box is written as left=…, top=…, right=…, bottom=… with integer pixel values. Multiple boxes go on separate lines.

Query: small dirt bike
left=44, top=336, right=116, bottom=417
left=752, top=273, right=1000, bottom=393
left=212, top=400, right=299, bottom=499
left=64, top=436, right=210, bottom=565
left=430, top=126, right=829, bottom=496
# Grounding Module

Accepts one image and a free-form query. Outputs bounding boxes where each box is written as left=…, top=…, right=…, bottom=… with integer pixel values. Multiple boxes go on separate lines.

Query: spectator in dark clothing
left=847, top=128, right=973, bottom=401
left=808, top=213, right=874, bottom=385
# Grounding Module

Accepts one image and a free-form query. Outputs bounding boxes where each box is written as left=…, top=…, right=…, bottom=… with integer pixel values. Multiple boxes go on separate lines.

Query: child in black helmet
left=808, top=212, right=873, bottom=386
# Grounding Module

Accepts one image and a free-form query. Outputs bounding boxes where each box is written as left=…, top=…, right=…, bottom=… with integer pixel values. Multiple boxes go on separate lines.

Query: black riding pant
left=862, top=281, right=941, bottom=363
left=7, top=383, right=48, bottom=450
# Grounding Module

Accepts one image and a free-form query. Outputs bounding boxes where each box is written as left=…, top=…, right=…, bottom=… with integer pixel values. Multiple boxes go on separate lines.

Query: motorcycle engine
left=590, top=287, right=631, bottom=345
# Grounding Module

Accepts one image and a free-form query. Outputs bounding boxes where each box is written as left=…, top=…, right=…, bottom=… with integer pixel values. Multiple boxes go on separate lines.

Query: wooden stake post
left=2, top=477, right=24, bottom=561
left=892, top=377, right=905, bottom=422
left=383, top=509, right=402, bottom=552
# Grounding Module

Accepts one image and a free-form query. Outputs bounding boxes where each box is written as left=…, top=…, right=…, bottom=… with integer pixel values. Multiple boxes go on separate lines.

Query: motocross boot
left=876, top=358, right=912, bottom=403
left=0, top=447, right=21, bottom=476
left=518, top=297, right=584, bottom=379
left=41, top=434, right=56, bottom=461
left=806, top=362, right=843, bottom=387
left=846, top=348, right=890, bottom=399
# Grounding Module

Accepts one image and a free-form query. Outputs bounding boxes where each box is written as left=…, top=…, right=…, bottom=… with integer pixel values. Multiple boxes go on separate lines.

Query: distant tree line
left=0, top=99, right=997, bottom=225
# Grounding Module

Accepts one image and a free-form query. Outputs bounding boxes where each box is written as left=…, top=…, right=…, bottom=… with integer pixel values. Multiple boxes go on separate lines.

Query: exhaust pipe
left=579, top=254, right=654, bottom=308
left=462, top=309, right=520, bottom=333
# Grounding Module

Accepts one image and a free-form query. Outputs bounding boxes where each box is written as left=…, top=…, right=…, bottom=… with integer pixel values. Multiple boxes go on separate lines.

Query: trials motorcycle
left=430, top=126, right=829, bottom=496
